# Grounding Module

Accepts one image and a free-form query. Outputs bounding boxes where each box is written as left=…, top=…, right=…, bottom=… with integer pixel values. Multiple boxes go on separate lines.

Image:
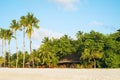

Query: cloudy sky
left=0, top=0, right=120, bottom=54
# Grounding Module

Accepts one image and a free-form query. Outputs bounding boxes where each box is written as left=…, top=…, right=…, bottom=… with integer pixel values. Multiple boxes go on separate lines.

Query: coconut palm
left=0, top=28, right=7, bottom=67
left=26, top=13, right=40, bottom=67
left=20, top=16, right=28, bottom=68
left=0, top=28, right=4, bottom=65
left=10, top=20, right=20, bottom=68
left=0, top=28, right=3, bottom=55
left=6, top=29, right=15, bottom=67
left=76, top=31, right=83, bottom=40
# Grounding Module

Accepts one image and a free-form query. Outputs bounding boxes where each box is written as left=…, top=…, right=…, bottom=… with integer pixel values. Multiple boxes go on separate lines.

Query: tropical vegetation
left=0, top=13, right=120, bottom=68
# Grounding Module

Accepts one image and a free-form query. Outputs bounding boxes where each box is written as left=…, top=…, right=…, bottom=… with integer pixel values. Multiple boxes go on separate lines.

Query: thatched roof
left=59, top=53, right=80, bottom=64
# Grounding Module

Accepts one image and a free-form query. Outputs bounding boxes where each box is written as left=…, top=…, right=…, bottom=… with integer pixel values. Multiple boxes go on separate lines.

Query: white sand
left=0, top=68, right=120, bottom=80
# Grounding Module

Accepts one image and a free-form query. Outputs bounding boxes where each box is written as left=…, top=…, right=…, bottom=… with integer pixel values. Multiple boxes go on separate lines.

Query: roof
left=58, top=53, right=80, bottom=64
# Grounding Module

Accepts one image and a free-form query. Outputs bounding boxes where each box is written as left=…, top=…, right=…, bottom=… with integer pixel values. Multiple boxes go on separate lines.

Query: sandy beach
left=0, top=68, right=120, bottom=80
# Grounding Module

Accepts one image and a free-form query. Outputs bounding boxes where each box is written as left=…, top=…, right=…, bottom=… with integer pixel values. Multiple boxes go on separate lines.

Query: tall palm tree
left=6, top=29, right=15, bottom=67
left=10, top=20, right=20, bottom=68
left=26, top=13, right=40, bottom=68
left=0, top=28, right=4, bottom=65
left=20, top=16, right=28, bottom=68
left=0, top=28, right=2, bottom=55
left=0, top=28, right=7, bottom=67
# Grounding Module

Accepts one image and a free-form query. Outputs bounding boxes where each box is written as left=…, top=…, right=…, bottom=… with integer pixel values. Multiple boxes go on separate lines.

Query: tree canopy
left=0, top=13, right=120, bottom=68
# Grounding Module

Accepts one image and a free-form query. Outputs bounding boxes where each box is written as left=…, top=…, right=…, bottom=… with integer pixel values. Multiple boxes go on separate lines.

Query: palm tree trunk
left=15, top=32, right=18, bottom=68
left=8, top=43, right=10, bottom=68
left=30, top=37, right=34, bottom=68
left=3, top=39, right=5, bottom=67
left=93, top=58, right=96, bottom=68
left=3, top=40, right=6, bottom=67
left=30, top=37, right=32, bottom=55
left=23, top=27, right=25, bottom=68
left=2, top=39, right=3, bottom=58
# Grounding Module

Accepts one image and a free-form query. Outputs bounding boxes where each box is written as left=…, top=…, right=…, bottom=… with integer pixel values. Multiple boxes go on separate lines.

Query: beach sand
left=0, top=68, right=120, bottom=80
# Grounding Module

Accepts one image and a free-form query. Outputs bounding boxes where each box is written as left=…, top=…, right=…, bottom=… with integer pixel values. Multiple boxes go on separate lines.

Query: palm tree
left=0, top=28, right=4, bottom=65
left=31, top=49, right=40, bottom=68
left=117, top=29, right=120, bottom=32
left=26, top=13, right=40, bottom=67
left=0, top=28, right=7, bottom=67
left=10, top=20, right=20, bottom=68
left=20, top=16, right=28, bottom=68
left=0, top=28, right=3, bottom=55
left=76, top=31, right=83, bottom=39
left=6, top=29, right=15, bottom=67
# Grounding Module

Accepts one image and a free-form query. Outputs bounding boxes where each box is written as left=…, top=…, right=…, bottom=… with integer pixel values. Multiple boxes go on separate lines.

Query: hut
left=58, top=53, right=80, bottom=68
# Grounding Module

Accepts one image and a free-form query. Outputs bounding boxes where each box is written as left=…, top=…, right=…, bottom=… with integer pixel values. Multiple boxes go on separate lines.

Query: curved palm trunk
left=15, top=32, right=18, bottom=68
left=23, top=27, right=25, bottom=68
left=30, top=37, right=34, bottom=68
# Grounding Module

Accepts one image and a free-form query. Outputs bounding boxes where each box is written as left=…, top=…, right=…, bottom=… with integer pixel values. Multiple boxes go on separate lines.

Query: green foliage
left=10, top=20, right=20, bottom=32
left=26, top=13, right=40, bottom=39
left=0, top=13, right=120, bottom=68
left=103, top=33, right=120, bottom=68
left=0, top=57, right=4, bottom=66
left=79, top=31, right=104, bottom=68
left=38, top=44, right=59, bottom=67
left=1, top=28, right=120, bottom=68
left=57, top=35, right=73, bottom=58
left=104, top=50, right=120, bottom=68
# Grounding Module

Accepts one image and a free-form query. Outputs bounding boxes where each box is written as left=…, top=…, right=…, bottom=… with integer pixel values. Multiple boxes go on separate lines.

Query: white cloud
left=32, top=28, right=63, bottom=41
left=31, top=28, right=63, bottom=49
left=80, top=21, right=117, bottom=34
left=50, top=0, right=80, bottom=10
left=89, top=21, right=116, bottom=30
left=32, top=43, right=40, bottom=50
left=89, top=21, right=104, bottom=27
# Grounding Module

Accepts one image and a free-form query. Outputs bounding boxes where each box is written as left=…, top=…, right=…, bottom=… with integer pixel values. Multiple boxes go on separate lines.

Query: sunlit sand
left=0, top=68, right=120, bottom=80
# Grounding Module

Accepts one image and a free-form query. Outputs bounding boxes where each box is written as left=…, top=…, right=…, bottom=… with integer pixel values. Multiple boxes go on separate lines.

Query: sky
left=0, top=0, right=120, bottom=54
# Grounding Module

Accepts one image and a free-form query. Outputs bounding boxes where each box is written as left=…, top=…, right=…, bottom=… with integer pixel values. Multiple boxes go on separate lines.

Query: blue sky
left=0, top=0, right=120, bottom=54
